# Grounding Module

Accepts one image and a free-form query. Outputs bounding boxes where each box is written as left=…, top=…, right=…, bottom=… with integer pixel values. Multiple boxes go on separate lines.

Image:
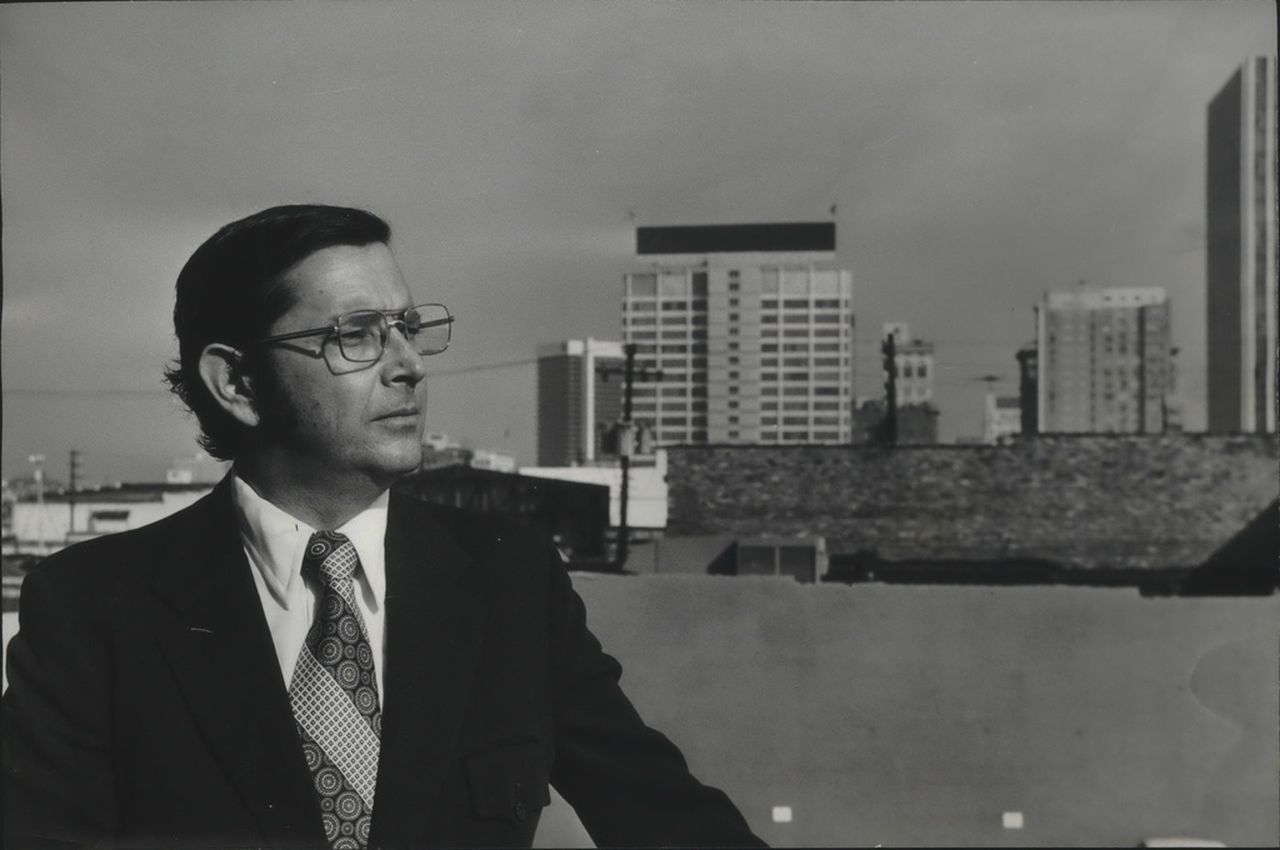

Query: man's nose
left=381, top=325, right=427, bottom=385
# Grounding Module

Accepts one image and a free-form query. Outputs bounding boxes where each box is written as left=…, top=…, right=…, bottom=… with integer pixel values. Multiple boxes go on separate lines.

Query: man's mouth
left=376, top=407, right=420, bottom=421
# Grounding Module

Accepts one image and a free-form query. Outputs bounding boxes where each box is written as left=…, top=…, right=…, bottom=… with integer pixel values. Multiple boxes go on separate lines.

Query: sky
left=2, top=0, right=1275, bottom=484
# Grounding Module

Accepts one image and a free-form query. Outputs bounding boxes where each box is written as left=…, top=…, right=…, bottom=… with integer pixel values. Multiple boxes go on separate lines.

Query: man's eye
left=338, top=326, right=377, bottom=347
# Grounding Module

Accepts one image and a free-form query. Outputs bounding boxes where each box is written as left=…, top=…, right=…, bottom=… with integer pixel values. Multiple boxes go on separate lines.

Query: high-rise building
left=536, top=339, right=625, bottom=466
left=622, top=224, right=855, bottom=445
left=1206, top=56, right=1277, bottom=433
left=1036, top=287, right=1174, bottom=434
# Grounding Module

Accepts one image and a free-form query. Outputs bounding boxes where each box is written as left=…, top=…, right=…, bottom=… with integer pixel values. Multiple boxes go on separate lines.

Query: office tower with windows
left=1207, top=56, right=1277, bottom=433
left=1036, top=288, right=1174, bottom=434
left=622, top=223, right=855, bottom=445
left=536, top=338, right=625, bottom=465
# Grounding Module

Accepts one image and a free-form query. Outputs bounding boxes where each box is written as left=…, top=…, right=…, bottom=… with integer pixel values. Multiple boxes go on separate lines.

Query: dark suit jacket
left=3, top=478, right=763, bottom=849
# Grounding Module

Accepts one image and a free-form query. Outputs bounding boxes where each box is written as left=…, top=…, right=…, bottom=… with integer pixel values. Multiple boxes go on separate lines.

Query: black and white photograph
left=2, top=1, right=1276, bottom=847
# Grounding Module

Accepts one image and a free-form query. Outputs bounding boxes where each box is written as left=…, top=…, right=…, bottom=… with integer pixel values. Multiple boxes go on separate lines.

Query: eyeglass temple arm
left=251, top=325, right=337, bottom=345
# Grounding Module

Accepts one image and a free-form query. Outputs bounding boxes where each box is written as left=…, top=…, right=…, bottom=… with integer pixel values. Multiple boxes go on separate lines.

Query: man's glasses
left=250, top=303, right=453, bottom=366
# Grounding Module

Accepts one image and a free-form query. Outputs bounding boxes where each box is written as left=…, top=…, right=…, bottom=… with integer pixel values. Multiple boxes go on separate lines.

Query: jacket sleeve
left=3, top=563, right=118, bottom=849
left=544, top=547, right=766, bottom=848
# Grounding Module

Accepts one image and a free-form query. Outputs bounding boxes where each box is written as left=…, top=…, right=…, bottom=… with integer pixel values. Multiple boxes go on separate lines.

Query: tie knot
left=302, top=530, right=359, bottom=588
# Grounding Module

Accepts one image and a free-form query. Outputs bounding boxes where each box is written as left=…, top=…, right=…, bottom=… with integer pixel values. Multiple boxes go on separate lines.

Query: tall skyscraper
left=1036, top=287, right=1174, bottom=434
left=622, top=223, right=855, bottom=445
left=536, top=338, right=625, bottom=466
left=1207, top=56, right=1277, bottom=433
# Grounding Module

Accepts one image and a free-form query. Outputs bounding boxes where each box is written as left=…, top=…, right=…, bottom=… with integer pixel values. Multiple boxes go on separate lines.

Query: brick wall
left=666, top=434, right=1277, bottom=570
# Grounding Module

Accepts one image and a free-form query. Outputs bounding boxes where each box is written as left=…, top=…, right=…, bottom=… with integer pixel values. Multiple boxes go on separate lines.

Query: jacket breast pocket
left=464, top=739, right=552, bottom=827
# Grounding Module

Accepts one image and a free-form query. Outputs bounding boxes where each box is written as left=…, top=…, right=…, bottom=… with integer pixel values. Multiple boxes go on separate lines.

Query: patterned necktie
left=290, top=531, right=382, bottom=849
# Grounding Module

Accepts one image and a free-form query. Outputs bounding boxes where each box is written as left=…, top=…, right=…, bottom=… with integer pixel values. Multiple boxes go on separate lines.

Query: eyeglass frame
left=247, top=302, right=454, bottom=364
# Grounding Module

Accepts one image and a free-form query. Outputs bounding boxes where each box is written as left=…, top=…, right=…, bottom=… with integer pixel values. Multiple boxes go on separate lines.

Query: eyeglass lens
left=335, top=304, right=451, bottom=362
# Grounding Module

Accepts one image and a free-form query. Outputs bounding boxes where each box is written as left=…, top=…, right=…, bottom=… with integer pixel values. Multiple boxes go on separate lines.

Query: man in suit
left=3, top=205, right=763, bottom=849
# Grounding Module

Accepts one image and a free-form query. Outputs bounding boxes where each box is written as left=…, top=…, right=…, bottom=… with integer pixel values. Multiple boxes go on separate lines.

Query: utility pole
left=69, top=449, right=82, bottom=537
left=881, top=333, right=898, bottom=446
left=28, top=454, right=46, bottom=554
left=601, top=343, right=662, bottom=570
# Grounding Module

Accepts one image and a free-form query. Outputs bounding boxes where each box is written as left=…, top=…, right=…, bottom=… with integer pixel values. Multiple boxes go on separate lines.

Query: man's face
left=251, top=242, right=427, bottom=490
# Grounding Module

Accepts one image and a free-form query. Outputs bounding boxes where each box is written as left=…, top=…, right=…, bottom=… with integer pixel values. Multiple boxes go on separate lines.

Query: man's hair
left=163, top=204, right=392, bottom=460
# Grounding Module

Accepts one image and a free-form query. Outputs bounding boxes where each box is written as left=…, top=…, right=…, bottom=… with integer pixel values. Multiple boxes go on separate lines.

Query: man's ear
left=197, top=343, right=261, bottom=428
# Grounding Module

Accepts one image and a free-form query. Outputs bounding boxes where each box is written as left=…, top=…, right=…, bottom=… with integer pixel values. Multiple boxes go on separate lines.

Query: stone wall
left=666, top=434, right=1277, bottom=570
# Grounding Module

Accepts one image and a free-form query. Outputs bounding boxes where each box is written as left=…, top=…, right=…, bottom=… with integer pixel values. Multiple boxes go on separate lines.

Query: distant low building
left=851, top=398, right=939, bottom=445
left=165, top=452, right=230, bottom=485
left=520, top=451, right=668, bottom=530
left=7, top=484, right=214, bottom=555
left=984, top=394, right=1022, bottom=444
left=420, top=433, right=517, bottom=473
left=628, top=534, right=828, bottom=582
left=1016, top=343, right=1039, bottom=435
left=884, top=322, right=936, bottom=406
left=394, top=467, right=610, bottom=566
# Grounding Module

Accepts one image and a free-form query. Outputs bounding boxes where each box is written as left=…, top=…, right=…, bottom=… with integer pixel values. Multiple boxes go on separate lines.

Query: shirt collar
left=231, top=472, right=388, bottom=610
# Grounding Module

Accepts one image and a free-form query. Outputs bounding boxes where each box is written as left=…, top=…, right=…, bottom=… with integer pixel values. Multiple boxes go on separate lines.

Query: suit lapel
left=369, top=493, right=490, bottom=845
left=151, top=478, right=324, bottom=846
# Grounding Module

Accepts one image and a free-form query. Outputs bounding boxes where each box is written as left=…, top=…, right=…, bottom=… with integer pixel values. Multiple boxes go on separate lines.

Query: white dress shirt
left=231, top=474, right=388, bottom=703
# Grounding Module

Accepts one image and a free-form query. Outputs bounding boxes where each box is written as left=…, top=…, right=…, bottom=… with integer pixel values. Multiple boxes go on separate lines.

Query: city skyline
left=2, top=2, right=1275, bottom=482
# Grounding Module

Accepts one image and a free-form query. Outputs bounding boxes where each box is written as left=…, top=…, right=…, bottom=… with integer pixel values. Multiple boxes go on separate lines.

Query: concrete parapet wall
left=565, top=574, right=1279, bottom=847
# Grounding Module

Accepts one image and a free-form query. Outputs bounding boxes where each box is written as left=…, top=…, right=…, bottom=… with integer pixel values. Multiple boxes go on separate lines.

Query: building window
left=630, top=274, right=657, bottom=297
left=691, top=272, right=708, bottom=297
left=729, top=297, right=739, bottom=307
left=729, top=282, right=740, bottom=293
